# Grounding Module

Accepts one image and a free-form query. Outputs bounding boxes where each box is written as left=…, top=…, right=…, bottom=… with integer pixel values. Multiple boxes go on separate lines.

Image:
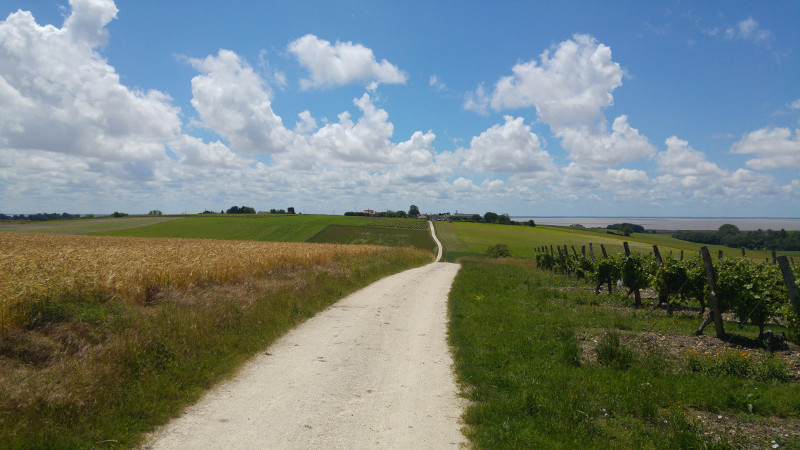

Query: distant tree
left=527, top=219, right=536, bottom=227
left=409, top=205, right=420, bottom=217
left=148, top=210, right=163, bottom=216
left=226, top=206, right=255, bottom=214
left=470, top=214, right=482, bottom=222
left=484, top=212, right=498, bottom=223
left=718, top=224, right=740, bottom=236
left=287, top=207, right=296, bottom=214
left=496, top=213, right=511, bottom=225
left=607, top=223, right=645, bottom=233
left=621, top=225, right=634, bottom=236
left=111, top=211, right=128, bottom=218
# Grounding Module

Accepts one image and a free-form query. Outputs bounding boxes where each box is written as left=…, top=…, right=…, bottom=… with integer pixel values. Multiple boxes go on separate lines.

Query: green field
left=307, top=225, right=436, bottom=253
left=0, top=216, right=181, bottom=234
left=90, top=214, right=379, bottom=241
left=5, top=215, right=797, bottom=264
left=435, top=221, right=800, bottom=263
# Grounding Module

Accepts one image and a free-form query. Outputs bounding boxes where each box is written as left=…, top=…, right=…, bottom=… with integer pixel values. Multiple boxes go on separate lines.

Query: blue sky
left=1, top=1, right=798, bottom=216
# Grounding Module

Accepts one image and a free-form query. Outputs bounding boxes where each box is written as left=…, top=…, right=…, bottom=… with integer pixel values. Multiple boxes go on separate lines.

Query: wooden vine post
left=600, top=244, right=608, bottom=258
left=589, top=243, right=595, bottom=263
left=777, top=256, right=800, bottom=319
left=623, top=242, right=642, bottom=307
left=653, top=245, right=669, bottom=310
left=698, top=246, right=725, bottom=339
left=652, top=244, right=663, bottom=264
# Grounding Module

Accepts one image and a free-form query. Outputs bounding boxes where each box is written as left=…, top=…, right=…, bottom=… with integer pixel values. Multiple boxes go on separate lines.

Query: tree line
left=673, top=224, right=800, bottom=251
left=0, top=212, right=82, bottom=222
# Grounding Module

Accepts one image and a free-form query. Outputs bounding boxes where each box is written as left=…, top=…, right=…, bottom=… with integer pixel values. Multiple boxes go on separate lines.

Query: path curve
left=429, top=220, right=443, bottom=262
left=144, top=227, right=464, bottom=449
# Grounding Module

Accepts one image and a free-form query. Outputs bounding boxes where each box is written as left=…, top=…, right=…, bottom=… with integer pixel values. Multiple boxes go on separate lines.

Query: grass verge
left=0, top=247, right=430, bottom=448
left=448, top=258, right=800, bottom=449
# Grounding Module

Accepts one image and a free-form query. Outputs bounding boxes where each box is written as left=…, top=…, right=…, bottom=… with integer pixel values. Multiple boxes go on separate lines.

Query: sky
left=1, top=1, right=799, bottom=217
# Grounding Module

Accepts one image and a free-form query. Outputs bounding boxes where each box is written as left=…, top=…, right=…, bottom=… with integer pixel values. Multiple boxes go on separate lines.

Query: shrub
left=485, top=243, right=512, bottom=258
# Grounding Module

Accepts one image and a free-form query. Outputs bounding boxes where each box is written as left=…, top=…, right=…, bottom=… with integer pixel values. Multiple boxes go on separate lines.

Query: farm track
left=144, top=223, right=466, bottom=448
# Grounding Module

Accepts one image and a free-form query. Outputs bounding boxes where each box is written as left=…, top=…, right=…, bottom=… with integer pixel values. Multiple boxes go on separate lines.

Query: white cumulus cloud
left=460, top=116, right=556, bottom=174
left=0, top=0, right=180, bottom=160
left=307, top=93, right=395, bottom=164
left=730, top=127, right=800, bottom=170
left=487, top=34, right=623, bottom=129
left=288, top=34, right=406, bottom=90
left=557, top=115, right=656, bottom=167
left=189, top=49, right=291, bottom=154
left=656, top=136, right=725, bottom=177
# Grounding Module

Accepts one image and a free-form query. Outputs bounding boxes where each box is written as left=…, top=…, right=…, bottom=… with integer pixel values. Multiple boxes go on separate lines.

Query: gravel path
left=144, top=224, right=465, bottom=449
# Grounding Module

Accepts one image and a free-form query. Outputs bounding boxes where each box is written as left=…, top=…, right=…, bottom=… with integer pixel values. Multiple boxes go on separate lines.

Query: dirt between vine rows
left=578, top=303, right=800, bottom=449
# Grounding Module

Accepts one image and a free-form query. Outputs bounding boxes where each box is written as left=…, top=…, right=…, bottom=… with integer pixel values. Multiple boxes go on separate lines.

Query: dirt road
left=145, top=224, right=465, bottom=448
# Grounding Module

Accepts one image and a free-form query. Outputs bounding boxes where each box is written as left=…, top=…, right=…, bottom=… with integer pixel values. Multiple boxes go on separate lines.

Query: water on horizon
left=513, top=217, right=800, bottom=231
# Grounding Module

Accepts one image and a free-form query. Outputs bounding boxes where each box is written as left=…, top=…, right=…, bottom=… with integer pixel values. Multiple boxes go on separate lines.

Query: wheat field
left=0, top=232, right=407, bottom=331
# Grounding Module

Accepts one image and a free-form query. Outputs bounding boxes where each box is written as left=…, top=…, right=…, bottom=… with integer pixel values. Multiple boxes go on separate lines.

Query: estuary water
left=513, top=217, right=800, bottom=231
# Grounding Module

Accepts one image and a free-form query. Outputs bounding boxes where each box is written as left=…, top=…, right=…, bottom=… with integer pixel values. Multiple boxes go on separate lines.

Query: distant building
left=363, top=209, right=376, bottom=215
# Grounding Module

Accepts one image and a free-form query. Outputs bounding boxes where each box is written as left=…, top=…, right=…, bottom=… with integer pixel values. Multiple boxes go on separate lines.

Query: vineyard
left=363, top=217, right=429, bottom=229
left=534, top=242, right=800, bottom=344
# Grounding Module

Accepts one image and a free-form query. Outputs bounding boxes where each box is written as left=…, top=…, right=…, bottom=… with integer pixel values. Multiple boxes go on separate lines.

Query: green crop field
left=363, top=218, right=429, bottom=229
left=91, top=214, right=379, bottom=241
left=307, top=225, right=436, bottom=253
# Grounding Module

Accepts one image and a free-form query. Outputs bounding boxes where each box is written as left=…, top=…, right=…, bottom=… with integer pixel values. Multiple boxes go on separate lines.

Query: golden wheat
left=0, top=232, right=409, bottom=330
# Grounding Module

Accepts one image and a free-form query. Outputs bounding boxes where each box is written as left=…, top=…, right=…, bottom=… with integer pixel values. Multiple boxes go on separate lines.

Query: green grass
left=448, top=258, right=800, bottom=449
left=437, top=222, right=800, bottom=262
left=307, top=225, right=436, bottom=253
left=0, top=248, right=431, bottom=448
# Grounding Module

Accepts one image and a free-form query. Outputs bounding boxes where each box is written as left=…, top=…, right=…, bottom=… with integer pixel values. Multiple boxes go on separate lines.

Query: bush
left=485, top=243, right=512, bottom=258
